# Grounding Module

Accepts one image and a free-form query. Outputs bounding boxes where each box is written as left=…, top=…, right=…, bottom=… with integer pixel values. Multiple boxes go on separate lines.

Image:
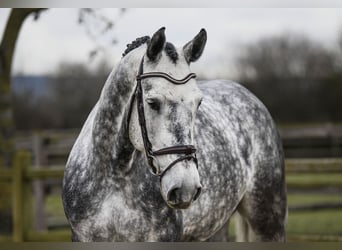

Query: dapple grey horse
left=62, top=27, right=287, bottom=242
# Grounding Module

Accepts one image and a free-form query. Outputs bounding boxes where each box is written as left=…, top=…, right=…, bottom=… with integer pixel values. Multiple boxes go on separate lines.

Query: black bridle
left=127, top=56, right=198, bottom=178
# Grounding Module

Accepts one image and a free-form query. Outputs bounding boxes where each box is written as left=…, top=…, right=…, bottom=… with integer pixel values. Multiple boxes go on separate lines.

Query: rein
left=127, top=56, right=198, bottom=177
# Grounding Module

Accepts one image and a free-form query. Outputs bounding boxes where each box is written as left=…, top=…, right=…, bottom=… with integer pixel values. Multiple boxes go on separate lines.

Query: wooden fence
left=0, top=125, right=342, bottom=241
left=0, top=152, right=70, bottom=242
left=0, top=153, right=342, bottom=241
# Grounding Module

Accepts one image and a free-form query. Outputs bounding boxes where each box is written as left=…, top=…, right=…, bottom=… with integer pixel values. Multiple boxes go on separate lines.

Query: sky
left=1, top=8, right=342, bottom=79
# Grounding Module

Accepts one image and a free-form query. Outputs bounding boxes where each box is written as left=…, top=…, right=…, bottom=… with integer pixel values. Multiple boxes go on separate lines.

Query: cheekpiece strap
left=131, top=56, right=198, bottom=176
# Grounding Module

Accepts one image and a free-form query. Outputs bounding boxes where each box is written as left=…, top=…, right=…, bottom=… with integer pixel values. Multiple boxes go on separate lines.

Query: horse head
left=128, top=27, right=207, bottom=209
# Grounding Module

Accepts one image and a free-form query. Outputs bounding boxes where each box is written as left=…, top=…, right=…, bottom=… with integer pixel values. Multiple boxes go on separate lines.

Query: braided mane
left=122, top=36, right=150, bottom=57
left=122, top=35, right=179, bottom=64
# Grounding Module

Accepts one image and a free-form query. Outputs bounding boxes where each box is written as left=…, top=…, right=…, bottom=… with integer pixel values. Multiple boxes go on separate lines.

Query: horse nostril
left=167, top=187, right=180, bottom=203
left=193, top=186, right=202, bottom=201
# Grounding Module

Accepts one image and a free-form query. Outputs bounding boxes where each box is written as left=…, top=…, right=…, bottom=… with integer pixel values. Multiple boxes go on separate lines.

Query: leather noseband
left=127, top=56, right=198, bottom=178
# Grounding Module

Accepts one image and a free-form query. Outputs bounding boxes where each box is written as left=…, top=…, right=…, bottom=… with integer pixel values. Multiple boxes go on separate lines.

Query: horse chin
left=165, top=201, right=192, bottom=210
left=160, top=185, right=193, bottom=209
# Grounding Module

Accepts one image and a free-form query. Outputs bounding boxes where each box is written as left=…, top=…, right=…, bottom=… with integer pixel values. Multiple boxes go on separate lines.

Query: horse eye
left=146, top=98, right=161, bottom=111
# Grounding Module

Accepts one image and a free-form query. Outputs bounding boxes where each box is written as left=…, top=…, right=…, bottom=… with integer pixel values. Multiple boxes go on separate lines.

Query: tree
left=238, top=33, right=336, bottom=81
left=0, top=9, right=46, bottom=167
left=0, top=9, right=125, bottom=233
left=236, top=33, right=341, bottom=122
left=0, top=8, right=126, bottom=167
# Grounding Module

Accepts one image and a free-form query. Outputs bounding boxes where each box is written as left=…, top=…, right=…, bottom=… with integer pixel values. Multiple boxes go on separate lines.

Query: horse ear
left=146, top=27, right=166, bottom=61
left=183, top=28, right=207, bottom=64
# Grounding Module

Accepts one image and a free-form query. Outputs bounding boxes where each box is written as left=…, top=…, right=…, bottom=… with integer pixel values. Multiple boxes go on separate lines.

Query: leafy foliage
left=13, top=61, right=111, bottom=130
left=236, top=32, right=342, bottom=123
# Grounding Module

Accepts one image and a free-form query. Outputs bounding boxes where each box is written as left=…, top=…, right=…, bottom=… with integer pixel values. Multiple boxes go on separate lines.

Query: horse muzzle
left=166, top=185, right=202, bottom=209
left=160, top=160, right=202, bottom=209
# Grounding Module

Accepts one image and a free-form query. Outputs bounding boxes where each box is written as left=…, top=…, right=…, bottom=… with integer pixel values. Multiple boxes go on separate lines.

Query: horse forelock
left=164, top=42, right=178, bottom=64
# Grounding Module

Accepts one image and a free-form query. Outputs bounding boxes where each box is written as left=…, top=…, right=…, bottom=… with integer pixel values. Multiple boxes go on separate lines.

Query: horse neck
left=91, top=50, right=143, bottom=174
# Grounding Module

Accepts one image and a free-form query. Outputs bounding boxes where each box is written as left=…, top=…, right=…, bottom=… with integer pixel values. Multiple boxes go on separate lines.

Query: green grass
left=287, top=193, right=342, bottom=236
left=46, top=192, right=342, bottom=238
left=45, top=194, right=65, bottom=218
left=288, top=193, right=342, bottom=206
left=228, top=209, right=342, bottom=240
left=286, top=173, right=342, bottom=189
left=287, top=210, right=342, bottom=235
left=42, top=192, right=342, bottom=242
left=19, top=157, right=342, bottom=242
left=228, top=193, right=342, bottom=240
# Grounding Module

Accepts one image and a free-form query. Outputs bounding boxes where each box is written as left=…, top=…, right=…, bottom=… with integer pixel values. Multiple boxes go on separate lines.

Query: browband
left=137, top=72, right=196, bottom=85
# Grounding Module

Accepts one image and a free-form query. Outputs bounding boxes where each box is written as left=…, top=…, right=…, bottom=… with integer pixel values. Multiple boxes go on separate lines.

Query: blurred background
left=1, top=8, right=342, bottom=241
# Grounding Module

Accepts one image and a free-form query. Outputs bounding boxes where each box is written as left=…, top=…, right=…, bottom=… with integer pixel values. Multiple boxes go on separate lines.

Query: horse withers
left=62, top=27, right=287, bottom=241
